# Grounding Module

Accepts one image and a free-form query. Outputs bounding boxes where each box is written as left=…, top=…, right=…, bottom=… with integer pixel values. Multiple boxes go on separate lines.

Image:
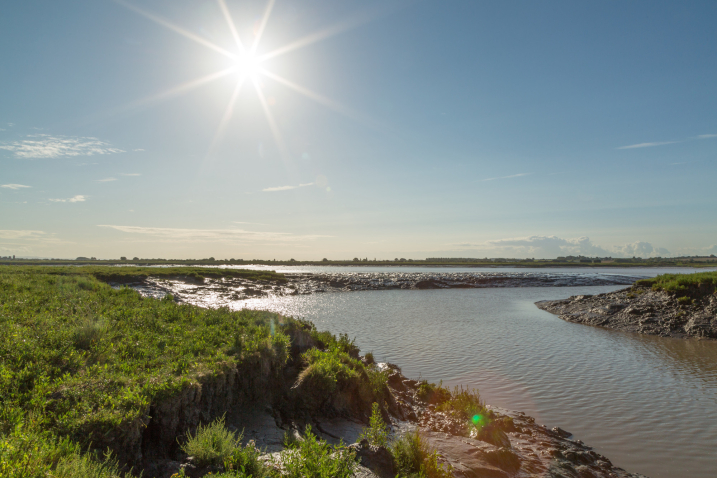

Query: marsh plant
left=358, top=402, right=390, bottom=447
left=278, top=425, right=357, bottom=478
left=391, top=429, right=453, bottom=478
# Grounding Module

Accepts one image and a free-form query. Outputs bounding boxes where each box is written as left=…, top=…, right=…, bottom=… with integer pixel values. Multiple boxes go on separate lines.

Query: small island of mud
left=536, top=282, right=717, bottom=339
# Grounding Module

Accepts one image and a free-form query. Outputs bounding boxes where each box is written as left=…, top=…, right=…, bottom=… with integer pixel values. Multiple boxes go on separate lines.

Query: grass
left=0, top=266, right=298, bottom=476
left=179, top=415, right=265, bottom=475
left=0, top=265, right=287, bottom=284
left=277, top=425, right=357, bottom=478
left=635, top=271, right=717, bottom=298
left=391, top=429, right=452, bottom=478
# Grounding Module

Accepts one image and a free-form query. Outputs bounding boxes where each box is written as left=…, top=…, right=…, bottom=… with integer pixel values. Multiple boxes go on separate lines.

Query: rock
left=349, top=439, right=396, bottom=478
left=387, top=372, right=407, bottom=392
left=552, top=426, right=572, bottom=438
left=484, top=447, right=521, bottom=472
left=419, top=431, right=509, bottom=478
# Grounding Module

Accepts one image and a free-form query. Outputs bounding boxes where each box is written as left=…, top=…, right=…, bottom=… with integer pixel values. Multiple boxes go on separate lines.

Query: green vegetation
left=180, top=416, right=255, bottom=471
left=391, top=429, right=453, bottom=478
left=636, top=271, right=717, bottom=298
left=416, top=380, right=451, bottom=404
left=0, top=265, right=286, bottom=283
left=0, top=266, right=296, bottom=476
left=277, top=425, right=357, bottom=478
left=358, top=402, right=390, bottom=447
left=294, top=335, right=389, bottom=407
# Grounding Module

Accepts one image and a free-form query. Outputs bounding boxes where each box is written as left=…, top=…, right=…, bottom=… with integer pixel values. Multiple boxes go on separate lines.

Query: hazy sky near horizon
left=1, top=0, right=716, bottom=260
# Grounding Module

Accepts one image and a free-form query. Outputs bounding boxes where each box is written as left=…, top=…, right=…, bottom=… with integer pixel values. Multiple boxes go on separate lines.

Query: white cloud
left=97, top=178, right=117, bottom=182
left=0, top=230, right=46, bottom=240
left=0, top=134, right=124, bottom=159
left=1, top=184, right=31, bottom=190
left=133, top=149, right=145, bottom=152
left=50, top=195, right=87, bottom=203
left=98, top=225, right=330, bottom=244
left=617, top=141, right=677, bottom=149
left=449, top=235, right=671, bottom=259
left=697, top=134, right=717, bottom=139
left=262, top=182, right=314, bottom=192
left=480, top=173, right=531, bottom=182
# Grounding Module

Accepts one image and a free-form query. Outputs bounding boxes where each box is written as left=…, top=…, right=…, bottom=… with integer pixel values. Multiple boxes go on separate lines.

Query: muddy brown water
left=227, top=282, right=717, bottom=478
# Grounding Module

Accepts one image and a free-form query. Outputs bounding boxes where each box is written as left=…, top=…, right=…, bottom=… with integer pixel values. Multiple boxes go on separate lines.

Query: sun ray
left=251, top=0, right=276, bottom=55
left=253, top=76, right=289, bottom=159
left=205, top=77, right=246, bottom=159
left=258, top=4, right=389, bottom=63
left=217, top=0, right=245, bottom=53
left=113, top=0, right=236, bottom=59
left=125, top=67, right=237, bottom=112
left=259, top=68, right=383, bottom=129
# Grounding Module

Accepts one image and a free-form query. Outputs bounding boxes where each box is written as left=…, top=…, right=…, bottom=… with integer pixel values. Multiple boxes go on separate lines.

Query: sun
left=114, top=0, right=376, bottom=159
left=236, top=52, right=261, bottom=79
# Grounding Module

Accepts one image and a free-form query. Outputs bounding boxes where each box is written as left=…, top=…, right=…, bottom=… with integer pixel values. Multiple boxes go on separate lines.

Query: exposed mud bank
left=536, top=286, right=717, bottom=339
left=116, top=271, right=643, bottom=306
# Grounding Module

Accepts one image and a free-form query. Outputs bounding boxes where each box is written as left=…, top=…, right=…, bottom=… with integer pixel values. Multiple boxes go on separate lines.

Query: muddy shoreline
left=536, top=286, right=717, bottom=339
left=113, top=271, right=643, bottom=306
left=147, top=360, right=645, bottom=478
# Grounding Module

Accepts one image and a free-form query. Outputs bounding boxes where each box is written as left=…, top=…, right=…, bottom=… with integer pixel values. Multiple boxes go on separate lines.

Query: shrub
left=358, top=402, right=389, bottom=447
left=416, top=380, right=451, bottom=405
left=390, top=429, right=452, bottom=478
left=279, top=425, right=357, bottom=478
left=296, top=348, right=362, bottom=395
left=364, top=351, right=375, bottom=365
left=223, top=439, right=265, bottom=477
left=180, top=416, right=238, bottom=467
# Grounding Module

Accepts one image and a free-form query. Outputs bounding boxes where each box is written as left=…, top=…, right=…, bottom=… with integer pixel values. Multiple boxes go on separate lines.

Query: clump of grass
left=364, top=351, right=375, bottom=365
left=180, top=416, right=238, bottom=467
left=223, top=439, right=265, bottom=477
left=677, top=296, right=694, bottom=305
left=71, top=317, right=107, bottom=351
left=295, top=347, right=388, bottom=409
left=390, top=429, right=452, bottom=478
left=358, top=402, right=389, bottom=447
left=279, top=425, right=357, bottom=478
left=436, top=386, right=485, bottom=421
left=179, top=416, right=266, bottom=475
left=416, top=380, right=451, bottom=405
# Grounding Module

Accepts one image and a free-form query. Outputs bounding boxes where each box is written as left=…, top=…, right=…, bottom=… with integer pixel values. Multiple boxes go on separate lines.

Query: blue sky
left=1, top=0, right=716, bottom=259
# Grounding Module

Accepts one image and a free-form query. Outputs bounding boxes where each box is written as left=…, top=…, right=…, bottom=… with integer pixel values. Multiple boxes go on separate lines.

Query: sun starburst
left=113, top=0, right=382, bottom=160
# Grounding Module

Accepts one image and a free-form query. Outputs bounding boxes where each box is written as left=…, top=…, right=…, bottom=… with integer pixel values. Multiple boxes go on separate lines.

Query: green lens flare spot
left=472, top=414, right=481, bottom=424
